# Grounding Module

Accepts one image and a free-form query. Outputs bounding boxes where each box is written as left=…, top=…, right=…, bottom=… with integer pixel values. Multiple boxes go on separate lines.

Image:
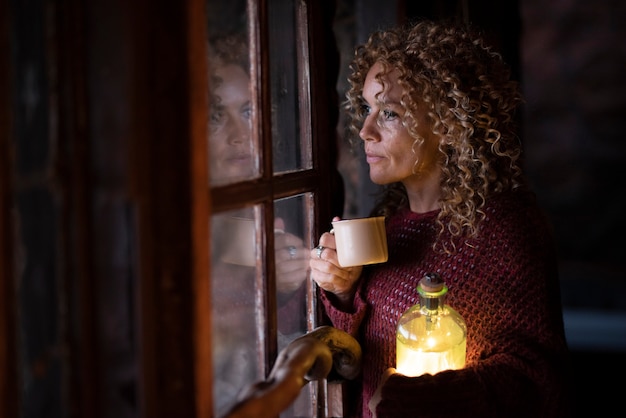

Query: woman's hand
left=309, top=217, right=363, bottom=307
left=274, top=218, right=309, bottom=294
left=368, top=367, right=396, bottom=418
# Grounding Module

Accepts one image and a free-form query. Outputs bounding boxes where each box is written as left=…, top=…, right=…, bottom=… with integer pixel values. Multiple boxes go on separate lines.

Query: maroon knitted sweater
left=320, top=191, right=572, bottom=418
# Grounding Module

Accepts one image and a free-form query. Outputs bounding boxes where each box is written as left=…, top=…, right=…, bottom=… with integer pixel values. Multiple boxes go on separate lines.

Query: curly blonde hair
left=345, top=19, right=526, bottom=251
left=207, top=33, right=249, bottom=105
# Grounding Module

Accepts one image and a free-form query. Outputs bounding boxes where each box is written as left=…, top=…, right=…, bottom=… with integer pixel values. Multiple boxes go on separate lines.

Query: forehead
left=363, top=62, right=402, bottom=102
left=212, top=64, right=251, bottom=104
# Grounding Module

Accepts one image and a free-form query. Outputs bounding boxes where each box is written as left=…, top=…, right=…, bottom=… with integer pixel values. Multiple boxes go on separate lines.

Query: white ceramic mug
left=331, top=216, right=388, bottom=267
left=220, top=217, right=256, bottom=267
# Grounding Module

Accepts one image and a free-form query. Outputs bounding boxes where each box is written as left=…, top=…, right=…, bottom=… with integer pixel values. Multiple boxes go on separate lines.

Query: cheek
left=209, top=132, right=227, bottom=152
left=388, top=134, right=417, bottom=169
left=395, top=151, right=419, bottom=175
left=419, top=138, right=441, bottom=165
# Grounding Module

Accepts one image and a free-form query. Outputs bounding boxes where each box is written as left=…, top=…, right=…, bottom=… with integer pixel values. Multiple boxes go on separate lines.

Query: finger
left=275, top=246, right=299, bottom=263
left=309, top=262, right=357, bottom=293
left=317, top=231, right=337, bottom=249
left=368, top=368, right=395, bottom=418
left=310, top=240, right=338, bottom=263
left=274, top=217, right=286, bottom=233
left=276, top=258, right=309, bottom=273
left=382, top=367, right=396, bottom=382
left=309, top=270, right=350, bottom=294
left=309, top=257, right=351, bottom=280
left=276, top=274, right=307, bottom=293
left=276, top=233, right=306, bottom=249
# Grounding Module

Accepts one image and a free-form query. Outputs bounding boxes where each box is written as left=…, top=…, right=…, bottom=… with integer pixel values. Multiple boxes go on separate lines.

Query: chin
left=369, top=176, right=390, bottom=185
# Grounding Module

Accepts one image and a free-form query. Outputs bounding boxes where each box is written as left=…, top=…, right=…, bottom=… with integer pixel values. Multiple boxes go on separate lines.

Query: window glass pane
left=211, top=207, right=265, bottom=415
left=274, top=194, right=315, bottom=417
left=207, top=1, right=260, bottom=186
left=274, top=194, right=311, bottom=345
left=269, top=1, right=312, bottom=174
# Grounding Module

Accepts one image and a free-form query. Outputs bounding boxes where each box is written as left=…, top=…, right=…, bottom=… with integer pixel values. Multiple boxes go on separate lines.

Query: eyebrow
left=360, top=92, right=397, bottom=103
left=373, top=95, right=401, bottom=107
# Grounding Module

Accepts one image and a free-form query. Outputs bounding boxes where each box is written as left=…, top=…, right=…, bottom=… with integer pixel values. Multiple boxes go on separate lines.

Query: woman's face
left=359, top=62, right=441, bottom=189
left=208, top=63, right=254, bottom=184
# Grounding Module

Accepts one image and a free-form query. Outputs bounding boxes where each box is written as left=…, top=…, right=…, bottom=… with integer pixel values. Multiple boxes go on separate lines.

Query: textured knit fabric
left=320, top=190, right=572, bottom=418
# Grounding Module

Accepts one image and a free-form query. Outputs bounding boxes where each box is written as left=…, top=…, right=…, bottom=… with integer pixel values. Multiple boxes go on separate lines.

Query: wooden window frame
left=1, top=0, right=340, bottom=417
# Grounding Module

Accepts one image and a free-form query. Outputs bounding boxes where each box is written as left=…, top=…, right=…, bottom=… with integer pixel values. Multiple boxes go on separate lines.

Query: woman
left=310, top=20, right=571, bottom=417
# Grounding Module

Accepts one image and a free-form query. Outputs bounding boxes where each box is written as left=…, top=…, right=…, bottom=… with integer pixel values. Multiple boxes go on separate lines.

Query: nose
left=227, top=114, right=251, bottom=145
left=359, top=113, right=380, bottom=142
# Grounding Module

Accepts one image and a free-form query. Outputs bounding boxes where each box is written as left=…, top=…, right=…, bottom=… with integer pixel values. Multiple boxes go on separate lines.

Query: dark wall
left=521, top=0, right=626, bottom=309
left=518, top=5, right=626, bottom=411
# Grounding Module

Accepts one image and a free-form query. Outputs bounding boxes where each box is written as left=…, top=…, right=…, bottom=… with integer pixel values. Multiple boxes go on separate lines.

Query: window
left=207, top=0, right=341, bottom=416
left=2, top=0, right=342, bottom=417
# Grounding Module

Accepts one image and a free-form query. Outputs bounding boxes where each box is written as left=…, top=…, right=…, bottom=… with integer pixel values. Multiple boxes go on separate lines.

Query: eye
left=380, top=109, right=399, bottom=121
left=209, top=107, right=226, bottom=131
left=241, top=102, right=252, bottom=120
left=357, top=102, right=371, bottom=119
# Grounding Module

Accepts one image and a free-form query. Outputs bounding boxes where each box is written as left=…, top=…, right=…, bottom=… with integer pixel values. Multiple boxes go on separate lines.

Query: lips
left=226, top=153, right=252, bottom=164
left=365, top=153, right=384, bottom=164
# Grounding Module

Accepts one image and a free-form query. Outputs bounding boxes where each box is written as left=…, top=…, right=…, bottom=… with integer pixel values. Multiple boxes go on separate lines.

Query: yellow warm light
left=426, top=336, right=436, bottom=348
left=396, top=333, right=466, bottom=376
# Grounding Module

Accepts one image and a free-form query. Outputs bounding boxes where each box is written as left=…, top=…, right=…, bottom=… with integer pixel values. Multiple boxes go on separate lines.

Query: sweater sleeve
left=276, top=282, right=307, bottom=336
left=319, top=280, right=369, bottom=338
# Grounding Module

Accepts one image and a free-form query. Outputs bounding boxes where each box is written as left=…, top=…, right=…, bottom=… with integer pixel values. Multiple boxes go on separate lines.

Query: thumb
left=274, top=217, right=286, bottom=232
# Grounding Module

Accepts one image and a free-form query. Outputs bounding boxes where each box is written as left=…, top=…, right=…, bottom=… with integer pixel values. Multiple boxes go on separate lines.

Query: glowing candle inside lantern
left=396, top=273, right=467, bottom=377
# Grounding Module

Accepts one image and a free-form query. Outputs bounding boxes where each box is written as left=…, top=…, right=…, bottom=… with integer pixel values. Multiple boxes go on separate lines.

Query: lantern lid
left=417, top=272, right=448, bottom=298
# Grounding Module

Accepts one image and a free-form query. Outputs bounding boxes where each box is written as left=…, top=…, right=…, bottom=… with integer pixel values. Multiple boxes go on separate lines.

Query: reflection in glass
left=207, top=7, right=258, bottom=186
left=211, top=207, right=264, bottom=416
left=206, top=3, right=263, bottom=410
left=269, top=1, right=312, bottom=174
left=206, top=1, right=316, bottom=416
left=210, top=197, right=314, bottom=417
left=274, top=194, right=314, bottom=417
left=274, top=194, right=311, bottom=348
